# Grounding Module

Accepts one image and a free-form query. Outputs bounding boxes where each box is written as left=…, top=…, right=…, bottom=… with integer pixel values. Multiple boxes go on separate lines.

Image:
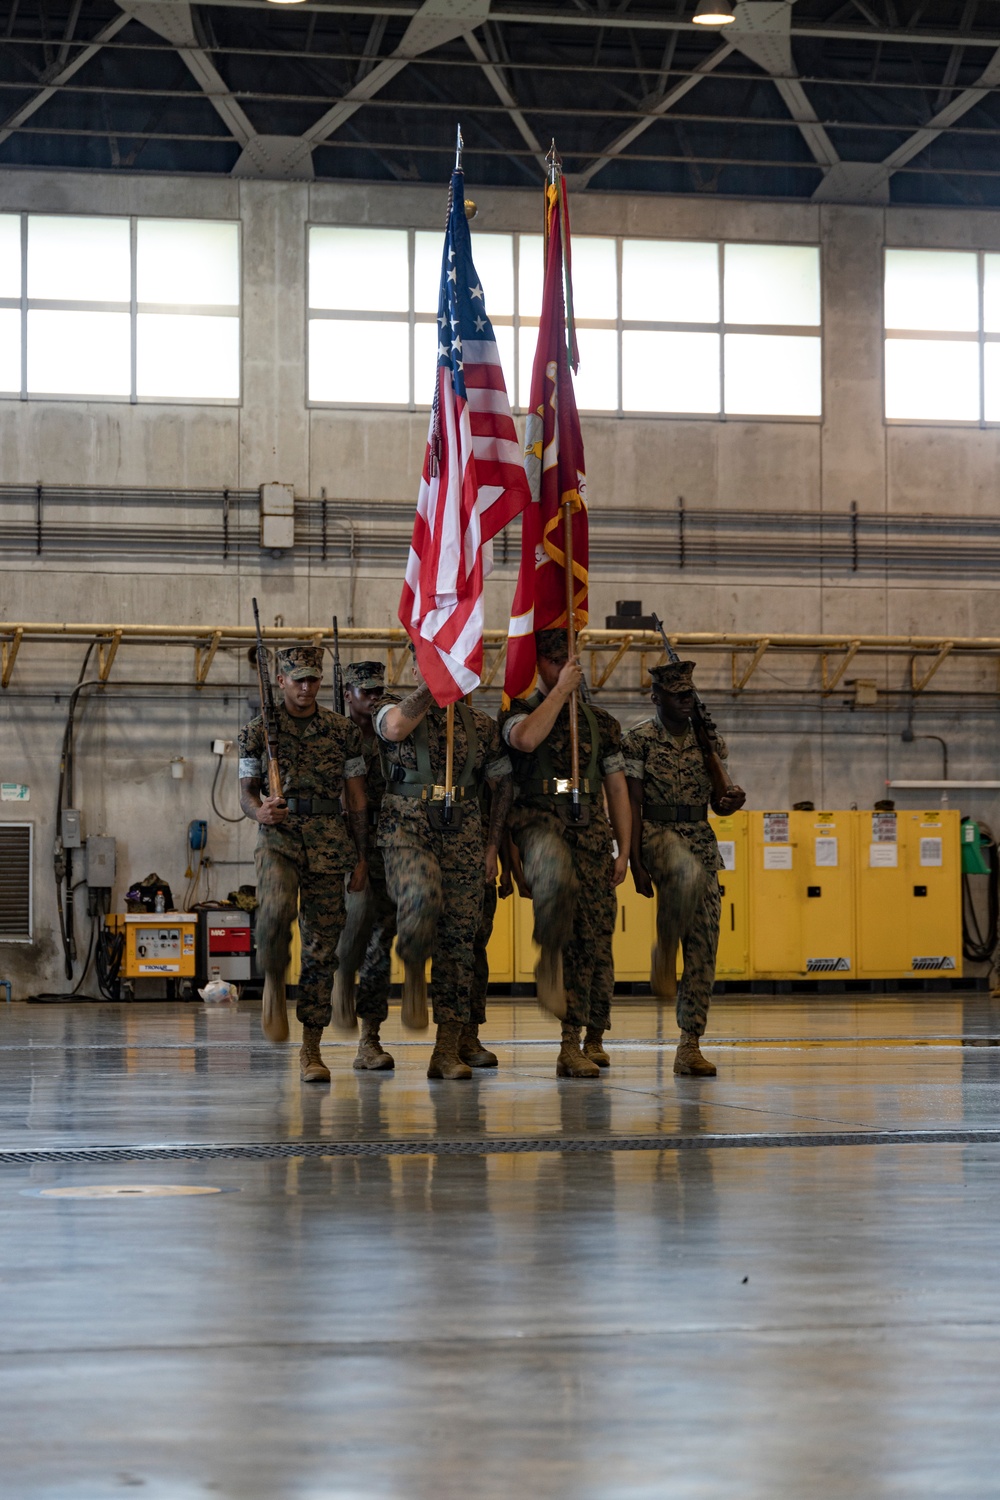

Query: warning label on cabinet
left=763, top=813, right=789, bottom=843
left=806, top=957, right=850, bottom=972
left=872, top=813, right=897, bottom=842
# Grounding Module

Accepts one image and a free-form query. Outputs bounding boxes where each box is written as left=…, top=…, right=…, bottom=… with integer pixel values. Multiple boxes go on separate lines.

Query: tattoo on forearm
left=347, top=807, right=369, bottom=863
left=239, top=782, right=261, bottom=821
left=397, top=684, right=434, bottom=722
left=487, top=776, right=513, bottom=850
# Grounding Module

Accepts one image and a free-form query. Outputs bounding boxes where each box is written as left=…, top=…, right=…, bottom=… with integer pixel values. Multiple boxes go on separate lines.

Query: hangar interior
left=3, top=2, right=1000, bottom=1496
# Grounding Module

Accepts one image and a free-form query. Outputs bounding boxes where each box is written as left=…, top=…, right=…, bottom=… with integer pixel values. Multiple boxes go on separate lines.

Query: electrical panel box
left=60, top=808, right=81, bottom=848
left=197, top=910, right=251, bottom=985
left=749, top=810, right=857, bottom=978
left=85, top=835, right=116, bottom=888
left=711, top=811, right=750, bottom=980
left=259, top=482, right=294, bottom=550
left=109, top=914, right=197, bottom=978
left=855, top=808, right=961, bottom=979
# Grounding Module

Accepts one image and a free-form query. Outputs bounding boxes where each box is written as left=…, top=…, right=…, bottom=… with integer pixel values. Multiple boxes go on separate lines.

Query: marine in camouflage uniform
left=623, top=659, right=745, bottom=1078
left=500, top=630, right=631, bottom=1079
left=330, top=660, right=399, bottom=1072
left=239, top=646, right=369, bottom=1082
left=375, top=655, right=512, bottom=1080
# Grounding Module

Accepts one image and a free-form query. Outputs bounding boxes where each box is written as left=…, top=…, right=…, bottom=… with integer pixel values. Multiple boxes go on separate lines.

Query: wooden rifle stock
left=251, top=597, right=284, bottom=803
left=650, top=612, right=745, bottom=814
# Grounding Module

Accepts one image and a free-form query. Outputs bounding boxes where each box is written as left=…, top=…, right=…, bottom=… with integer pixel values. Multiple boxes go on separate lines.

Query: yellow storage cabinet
left=749, top=810, right=857, bottom=979
left=855, top=808, right=961, bottom=980
left=611, top=871, right=657, bottom=981
left=711, top=811, right=750, bottom=981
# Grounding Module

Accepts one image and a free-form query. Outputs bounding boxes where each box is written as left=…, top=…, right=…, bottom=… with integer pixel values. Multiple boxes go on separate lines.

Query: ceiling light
left=266, top=0, right=308, bottom=6
left=693, top=0, right=736, bottom=24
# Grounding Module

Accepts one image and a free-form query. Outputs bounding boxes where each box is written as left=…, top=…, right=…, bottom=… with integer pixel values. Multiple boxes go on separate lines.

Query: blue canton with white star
left=435, top=169, right=497, bottom=401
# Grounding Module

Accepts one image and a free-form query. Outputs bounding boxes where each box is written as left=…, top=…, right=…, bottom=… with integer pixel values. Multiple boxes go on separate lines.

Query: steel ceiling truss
left=4, top=3, right=1000, bottom=199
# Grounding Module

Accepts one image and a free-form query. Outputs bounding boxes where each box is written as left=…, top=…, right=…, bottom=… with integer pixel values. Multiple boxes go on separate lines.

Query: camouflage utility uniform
left=338, top=692, right=399, bottom=1028
left=470, top=786, right=498, bottom=1029
left=500, top=694, right=625, bottom=1033
left=621, top=716, right=727, bottom=1038
left=239, top=704, right=366, bottom=1030
left=375, top=700, right=510, bottom=1027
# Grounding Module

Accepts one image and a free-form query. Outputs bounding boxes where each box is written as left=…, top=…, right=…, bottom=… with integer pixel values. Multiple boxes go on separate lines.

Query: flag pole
left=440, top=121, right=464, bottom=827
left=547, top=141, right=582, bottom=820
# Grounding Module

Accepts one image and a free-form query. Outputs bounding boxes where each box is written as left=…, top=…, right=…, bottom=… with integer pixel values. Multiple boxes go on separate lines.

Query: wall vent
left=0, top=823, right=32, bottom=941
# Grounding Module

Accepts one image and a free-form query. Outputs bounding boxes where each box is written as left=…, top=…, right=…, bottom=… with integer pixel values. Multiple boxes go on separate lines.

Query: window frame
left=883, top=246, right=1000, bottom=428
left=0, top=210, right=242, bottom=407
left=306, top=223, right=823, bottom=422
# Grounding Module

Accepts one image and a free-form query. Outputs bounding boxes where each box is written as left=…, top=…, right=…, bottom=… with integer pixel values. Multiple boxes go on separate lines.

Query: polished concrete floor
left=4, top=994, right=1000, bottom=1498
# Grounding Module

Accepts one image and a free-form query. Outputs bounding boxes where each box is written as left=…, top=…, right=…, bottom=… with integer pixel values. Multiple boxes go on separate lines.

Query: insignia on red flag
left=504, top=172, right=589, bottom=705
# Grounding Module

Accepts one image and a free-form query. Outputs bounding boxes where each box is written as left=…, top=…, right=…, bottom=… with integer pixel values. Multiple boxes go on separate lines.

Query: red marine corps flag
left=399, top=136, right=531, bottom=704
left=503, top=154, right=588, bottom=704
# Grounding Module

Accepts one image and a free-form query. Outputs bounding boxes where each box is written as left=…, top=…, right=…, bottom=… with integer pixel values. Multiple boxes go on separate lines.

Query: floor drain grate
left=4, top=1128, right=1000, bottom=1166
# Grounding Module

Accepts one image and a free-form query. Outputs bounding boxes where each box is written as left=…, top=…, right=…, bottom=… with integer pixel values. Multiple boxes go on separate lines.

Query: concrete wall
left=1, top=168, right=998, bottom=993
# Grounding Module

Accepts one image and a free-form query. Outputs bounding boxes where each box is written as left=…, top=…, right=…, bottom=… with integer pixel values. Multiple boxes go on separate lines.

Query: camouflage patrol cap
left=276, top=646, right=324, bottom=680
left=535, top=628, right=570, bottom=662
left=344, top=660, right=385, bottom=691
left=650, top=660, right=696, bottom=693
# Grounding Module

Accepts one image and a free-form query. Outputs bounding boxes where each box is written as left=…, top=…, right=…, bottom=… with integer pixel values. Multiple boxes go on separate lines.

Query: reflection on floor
left=3, top=994, right=1000, bottom=1498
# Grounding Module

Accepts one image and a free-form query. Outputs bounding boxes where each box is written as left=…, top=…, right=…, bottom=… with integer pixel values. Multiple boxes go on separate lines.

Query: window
left=308, top=226, right=821, bottom=419
left=882, top=249, right=1000, bottom=423
left=0, top=213, right=240, bottom=402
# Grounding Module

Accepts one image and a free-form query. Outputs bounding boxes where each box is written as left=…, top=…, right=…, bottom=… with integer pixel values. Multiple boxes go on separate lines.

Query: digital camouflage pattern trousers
left=254, top=839, right=347, bottom=1030
left=470, top=877, right=497, bottom=1027
left=642, top=825, right=721, bottom=1038
left=379, top=796, right=485, bottom=1027
left=335, top=847, right=397, bottom=1024
left=509, top=805, right=616, bottom=1032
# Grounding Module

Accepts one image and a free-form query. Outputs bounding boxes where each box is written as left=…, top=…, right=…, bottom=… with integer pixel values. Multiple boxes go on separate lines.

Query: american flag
left=399, top=167, right=531, bottom=705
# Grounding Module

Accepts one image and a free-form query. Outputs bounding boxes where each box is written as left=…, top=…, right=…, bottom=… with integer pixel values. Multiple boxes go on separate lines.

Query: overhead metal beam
left=0, top=11, right=132, bottom=149
left=464, top=26, right=546, bottom=169
left=567, top=40, right=736, bottom=190
left=814, top=40, right=1000, bottom=201
left=728, top=2, right=842, bottom=172
left=121, top=1, right=1000, bottom=53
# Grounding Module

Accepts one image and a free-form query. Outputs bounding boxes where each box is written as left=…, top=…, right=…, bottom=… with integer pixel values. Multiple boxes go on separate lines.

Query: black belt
left=284, top=795, right=340, bottom=816
left=644, top=802, right=708, bottom=823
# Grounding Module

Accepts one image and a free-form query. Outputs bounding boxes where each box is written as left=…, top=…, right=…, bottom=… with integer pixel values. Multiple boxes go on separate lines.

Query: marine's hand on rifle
left=631, top=862, right=654, bottom=899
left=347, top=858, right=369, bottom=894
left=256, top=793, right=288, bottom=826
left=713, top=785, right=747, bottom=816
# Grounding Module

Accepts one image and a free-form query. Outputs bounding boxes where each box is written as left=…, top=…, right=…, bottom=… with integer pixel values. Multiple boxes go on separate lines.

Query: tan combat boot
left=427, top=1020, right=473, bottom=1080
left=535, top=947, right=567, bottom=1019
left=401, top=963, right=429, bottom=1030
left=673, top=1031, right=717, bottom=1077
left=261, top=972, right=289, bottom=1044
left=458, top=1022, right=498, bottom=1069
left=354, top=1017, right=394, bottom=1071
left=556, top=1023, right=601, bottom=1078
left=582, top=1026, right=610, bottom=1068
left=300, top=1024, right=331, bottom=1082
left=650, top=941, right=678, bottom=1002
left=331, top=967, right=358, bottom=1032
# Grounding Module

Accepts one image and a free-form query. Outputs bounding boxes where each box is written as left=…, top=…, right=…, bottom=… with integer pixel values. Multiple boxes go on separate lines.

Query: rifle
left=252, top=598, right=284, bottom=804
left=332, top=615, right=345, bottom=716
left=650, top=613, right=746, bottom=814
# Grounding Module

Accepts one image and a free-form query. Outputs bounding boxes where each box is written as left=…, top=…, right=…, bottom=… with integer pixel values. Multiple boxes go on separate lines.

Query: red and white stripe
left=400, top=338, right=528, bottom=704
